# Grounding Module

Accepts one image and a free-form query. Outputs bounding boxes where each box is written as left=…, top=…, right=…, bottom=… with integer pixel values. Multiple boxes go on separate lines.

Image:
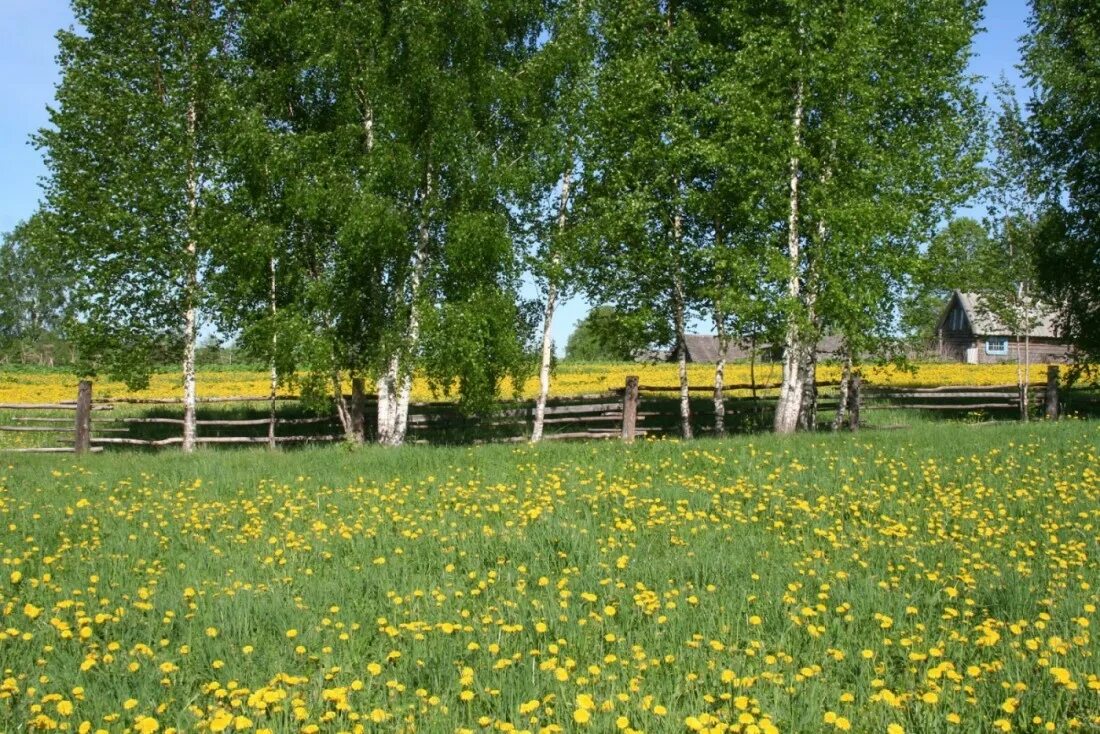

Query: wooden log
left=622, top=376, right=639, bottom=441
left=91, top=434, right=342, bottom=447
left=119, top=417, right=185, bottom=425
left=0, top=403, right=113, bottom=411
left=75, top=380, right=92, bottom=454
left=540, top=414, right=626, bottom=425
left=195, top=417, right=286, bottom=427
left=91, top=436, right=183, bottom=446
left=1, top=424, right=125, bottom=433
left=539, top=402, right=625, bottom=416
left=865, top=391, right=1025, bottom=400
left=864, top=402, right=1020, bottom=411
left=277, top=416, right=338, bottom=425
left=1045, top=365, right=1060, bottom=420
left=406, top=402, right=623, bottom=423
left=864, top=384, right=1019, bottom=394
left=196, top=435, right=342, bottom=444
left=92, top=395, right=299, bottom=405
left=0, top=426, right=76, bottom=432
left=14, top=416, right=120, bottom=423
left=544, top=430, right=645, bottom=441
left=0, top=446, right=103, bottom=454
left=637, top=381, right=839, bottom=393
left=119, top=415, right=338, bottom=427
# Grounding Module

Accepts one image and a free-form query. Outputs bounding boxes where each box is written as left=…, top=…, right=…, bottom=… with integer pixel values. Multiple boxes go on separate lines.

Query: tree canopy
left=21, top=0, right=1030, bottom=443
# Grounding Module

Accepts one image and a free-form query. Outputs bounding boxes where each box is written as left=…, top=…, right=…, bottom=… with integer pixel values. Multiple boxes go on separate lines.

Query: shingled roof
left=941, top=291, right=1061, bottom=339
left=682, top=335, right=753, bottom=362
left=679, top=334, right=845, bottom=363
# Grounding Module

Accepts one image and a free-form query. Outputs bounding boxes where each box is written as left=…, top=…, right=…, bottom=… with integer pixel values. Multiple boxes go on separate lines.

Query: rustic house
left=935, top=290, right=1070, bottom=364
left=644, top=334, right=845, bottom=363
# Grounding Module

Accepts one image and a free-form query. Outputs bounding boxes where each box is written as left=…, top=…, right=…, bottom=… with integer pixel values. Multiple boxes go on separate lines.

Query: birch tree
left=371, top=1, right=543, bottom=444
left=982, top=86, right=1044, bottom=417
left=761, top=0, right=983, bottom=433
left=580, top=0, right=711, bottom=439
left=36, top=0, right=229, bottom=451
left=520, top=0, right=595, bottom=442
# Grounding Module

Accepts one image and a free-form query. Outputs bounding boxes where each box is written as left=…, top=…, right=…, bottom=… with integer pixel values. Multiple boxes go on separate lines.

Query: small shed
left=934, top=290, right=1070, bottom=364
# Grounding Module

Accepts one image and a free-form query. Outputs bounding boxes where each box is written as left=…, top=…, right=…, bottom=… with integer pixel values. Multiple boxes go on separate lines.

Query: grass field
left=1, top=421, right=1097, bottom=733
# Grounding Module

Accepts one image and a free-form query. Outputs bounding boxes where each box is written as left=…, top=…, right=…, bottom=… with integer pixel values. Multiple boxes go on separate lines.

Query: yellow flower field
left=0, top=424, right=1096, bottom=733
left=0, top=362, right=1057, bottom=404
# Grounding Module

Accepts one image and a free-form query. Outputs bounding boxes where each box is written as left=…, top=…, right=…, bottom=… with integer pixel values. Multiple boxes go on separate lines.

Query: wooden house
left=645, top=334, right=845, bottom=363
left=934, top=290, right=1070, bottom=364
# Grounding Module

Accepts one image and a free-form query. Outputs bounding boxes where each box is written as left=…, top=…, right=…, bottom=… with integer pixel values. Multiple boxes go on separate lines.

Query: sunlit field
left=0, top=362, right=1058, bottom=404
left=1, top=421, right=1097, bottom=733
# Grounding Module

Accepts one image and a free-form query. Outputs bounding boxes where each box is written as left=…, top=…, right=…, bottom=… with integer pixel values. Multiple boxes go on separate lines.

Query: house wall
left=937, top=335, right=1071, bottom=364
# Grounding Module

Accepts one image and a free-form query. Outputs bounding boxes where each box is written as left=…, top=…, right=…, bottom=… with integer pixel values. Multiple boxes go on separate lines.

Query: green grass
left=0, top=421, right=1097, bottom=733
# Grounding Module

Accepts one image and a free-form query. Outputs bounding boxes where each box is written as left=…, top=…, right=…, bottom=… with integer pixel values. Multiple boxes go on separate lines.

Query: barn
left=934, top=290, right=1071, bottom=364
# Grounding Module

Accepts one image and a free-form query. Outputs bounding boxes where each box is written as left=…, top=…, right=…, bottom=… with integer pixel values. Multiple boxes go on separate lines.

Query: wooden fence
left=861, top=365, right=1062, bottom=421
left=0, top=366, right=1064, bottom=453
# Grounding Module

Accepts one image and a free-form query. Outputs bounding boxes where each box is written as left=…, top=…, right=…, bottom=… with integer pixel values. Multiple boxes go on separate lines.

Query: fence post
left=848, top=374, right=861, bottom=431
left=74, top=380, right=92, bottom=454
left=1045, top=365, right=1060, bottom=420
left=621, top=375, right=639, bottom=441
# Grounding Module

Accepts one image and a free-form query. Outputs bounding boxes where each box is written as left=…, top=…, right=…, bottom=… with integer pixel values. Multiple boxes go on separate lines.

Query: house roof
left=942, top=290, right=1061, bottom=339
left=680, top=334, right=845, bottom=363
left=683, top=335, right=753, bottom=362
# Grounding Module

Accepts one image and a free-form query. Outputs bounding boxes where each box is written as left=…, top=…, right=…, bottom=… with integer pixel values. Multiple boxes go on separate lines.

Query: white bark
left=268, top=256, right=277, bottom=450
left=1019, top=283, right=1032, bottom=421
left=376, top=357, right=399, bottom=445
left=181, top=98, right=199, bottom=453
left=379, top=163, right=432, bottom=447
left=532, top=168, right=573, bottom=443
left=798, top=347, right=818, bottom=431
left=713, top=355, right=726, bottom=436
left=832, top=352, right=852, bottom=431
left=673, top=274, right=692, bottom=440
left=774, top=79, right=806, bottom=435
left=713, top=317, right=728, bottom=436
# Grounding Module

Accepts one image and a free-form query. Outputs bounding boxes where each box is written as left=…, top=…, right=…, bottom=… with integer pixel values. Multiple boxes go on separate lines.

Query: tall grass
left=1, top=421, right=1096, bottom=732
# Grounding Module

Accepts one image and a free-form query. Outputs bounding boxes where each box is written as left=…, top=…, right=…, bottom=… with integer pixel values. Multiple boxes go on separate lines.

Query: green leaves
left=1023, top=0, right=1100, bottom=363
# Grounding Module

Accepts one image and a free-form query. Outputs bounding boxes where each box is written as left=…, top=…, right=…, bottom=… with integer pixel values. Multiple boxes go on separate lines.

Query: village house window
left=949, top=307, right=965, bottom=331
left=985, top=337, right=1008, bottom=356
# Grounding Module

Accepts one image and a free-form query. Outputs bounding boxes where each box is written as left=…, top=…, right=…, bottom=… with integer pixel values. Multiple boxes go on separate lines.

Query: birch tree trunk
left=749, top=332, right=758, bottom=400
left=379, top=162, right=433, bottom=447
left=774, top=80, right=806, bottom=435
left=332, top=367, right=358, bottom=443
left=713, top=319, right=728, bottom=437
left=268, top=256, right=277, bottom=450
left=1016, top=286, right=1025, bottom=424
left=532, top=167, right=572, bottom=443
left=351, top=377, right=367, bottom=441
left=376, top=357, right=400, bottom=445
left=673, top=274, right=693, bottom=440
left=832, top=352, right=852, bottom=431
left=798, top=346, right=818, bottom=431
left=181, top=97, right=199, bottom=453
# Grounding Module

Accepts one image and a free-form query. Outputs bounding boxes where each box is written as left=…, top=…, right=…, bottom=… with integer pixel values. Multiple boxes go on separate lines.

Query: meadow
left=0, top=361, right=1060, bottom=404
left=1, top=420, right=1097, bottom=733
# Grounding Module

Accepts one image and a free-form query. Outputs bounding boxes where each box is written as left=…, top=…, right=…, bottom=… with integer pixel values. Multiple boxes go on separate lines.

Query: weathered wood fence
left=0, top=366, right=1064, bottom=453
left=860, top=365, right=1062, bottom=422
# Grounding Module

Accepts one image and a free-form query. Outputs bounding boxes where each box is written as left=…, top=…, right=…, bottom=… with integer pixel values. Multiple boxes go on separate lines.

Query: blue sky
left=0, top=0, right=1033, bottom=350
